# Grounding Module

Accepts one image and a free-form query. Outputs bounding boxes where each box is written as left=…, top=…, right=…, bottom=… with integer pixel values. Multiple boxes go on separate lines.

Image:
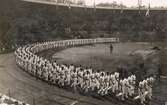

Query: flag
left=146, top=2, right=150, bottom=17
left=120, top=3, right=124, bottom=14
left=68, top=0, right=71, bottom=10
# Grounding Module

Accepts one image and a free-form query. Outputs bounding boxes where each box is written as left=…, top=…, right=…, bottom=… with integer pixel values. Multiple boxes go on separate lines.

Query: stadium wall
left=0, top=0, right=167, bottom=49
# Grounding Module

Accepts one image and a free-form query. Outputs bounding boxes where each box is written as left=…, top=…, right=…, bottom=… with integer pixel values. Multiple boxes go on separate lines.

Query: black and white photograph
left=0, top=0, right=167, bottom=105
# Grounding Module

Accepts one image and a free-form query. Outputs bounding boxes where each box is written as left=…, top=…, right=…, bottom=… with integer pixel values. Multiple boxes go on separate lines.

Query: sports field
left=52, top=43, right=150, bottom=73
left=0, top=42, right=166, bottom=105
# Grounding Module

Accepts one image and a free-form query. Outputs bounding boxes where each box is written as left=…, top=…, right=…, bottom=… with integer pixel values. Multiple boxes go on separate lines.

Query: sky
left=84, top=0, right=167, bottom=7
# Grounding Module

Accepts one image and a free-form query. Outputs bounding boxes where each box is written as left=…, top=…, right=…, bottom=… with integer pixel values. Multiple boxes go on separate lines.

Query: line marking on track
left=70, top=100, right=78, bottom=105
left=160, top=76, right=167, bottom=79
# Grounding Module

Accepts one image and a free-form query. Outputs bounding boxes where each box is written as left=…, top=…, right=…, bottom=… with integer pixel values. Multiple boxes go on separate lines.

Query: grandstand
left=23, top=0, right=167, bottom=11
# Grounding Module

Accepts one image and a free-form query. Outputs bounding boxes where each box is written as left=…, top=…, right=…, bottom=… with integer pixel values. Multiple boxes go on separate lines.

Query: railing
left=22, top=0, right=167, bottom=11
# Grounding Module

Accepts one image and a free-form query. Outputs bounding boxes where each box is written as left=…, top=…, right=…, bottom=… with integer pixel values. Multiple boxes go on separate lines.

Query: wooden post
left=33, top=97, right=36, bottom=105
left=8, top=89, right=11, bottom=98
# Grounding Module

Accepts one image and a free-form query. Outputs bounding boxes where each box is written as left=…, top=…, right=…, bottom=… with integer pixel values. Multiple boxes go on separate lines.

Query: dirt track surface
left=0, top=43, right=167, bottom=105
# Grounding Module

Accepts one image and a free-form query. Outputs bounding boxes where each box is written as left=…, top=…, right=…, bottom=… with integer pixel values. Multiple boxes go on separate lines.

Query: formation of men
left=134, top=77, right=154, bottom=104
left=15, top=38, right=154, bottom=105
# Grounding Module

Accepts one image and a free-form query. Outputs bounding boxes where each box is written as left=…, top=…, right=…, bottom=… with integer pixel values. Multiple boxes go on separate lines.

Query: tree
left=0, top=16, right=11, bottom=49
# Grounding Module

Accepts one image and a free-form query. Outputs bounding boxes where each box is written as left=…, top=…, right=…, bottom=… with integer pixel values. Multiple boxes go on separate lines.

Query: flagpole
left=94, top=0, right=95, bottom=9
left=146, top=0, right=150, bottom=17
left=94, top=0, right=96, bottom=12
left=120, top=0, right=123, bottom=13
left=138, top=0, right=140, bottom=14
left=149, top=0, right=151, bottom=9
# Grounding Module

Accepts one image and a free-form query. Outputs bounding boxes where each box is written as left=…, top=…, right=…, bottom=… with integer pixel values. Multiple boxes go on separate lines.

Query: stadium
left=0, top=0, right=167, bottom=105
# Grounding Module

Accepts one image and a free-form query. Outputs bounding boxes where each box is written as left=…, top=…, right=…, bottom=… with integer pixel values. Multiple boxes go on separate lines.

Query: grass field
left=51, top=42, right=159, bottom=81
left=52, top=43, right=150, bottom=73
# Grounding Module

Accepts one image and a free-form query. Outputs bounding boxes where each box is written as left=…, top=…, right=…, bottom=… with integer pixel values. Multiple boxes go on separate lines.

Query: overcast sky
left=84, top=0, right=167, bottom=7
